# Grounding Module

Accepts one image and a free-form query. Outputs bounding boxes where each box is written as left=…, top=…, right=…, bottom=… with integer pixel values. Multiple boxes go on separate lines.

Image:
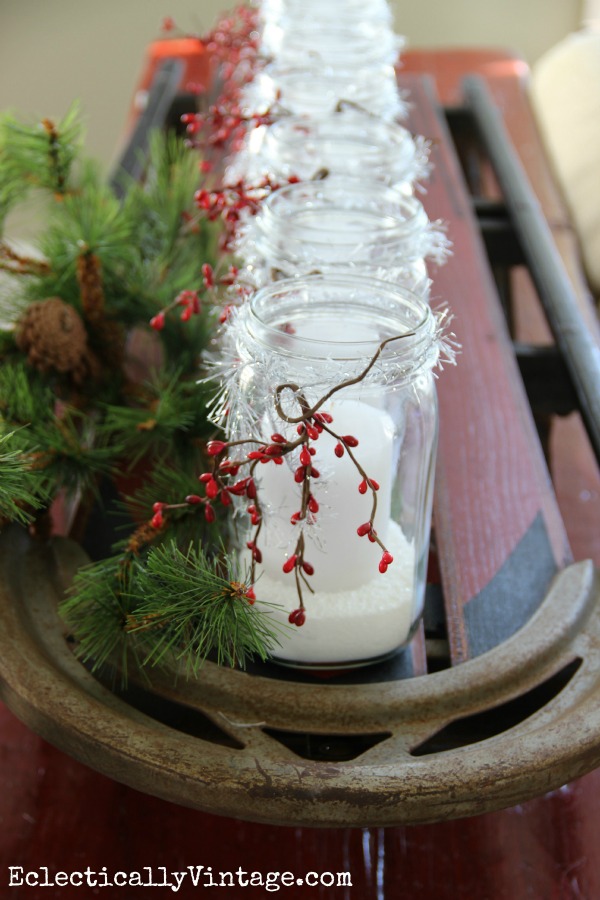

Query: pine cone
left=15, top=296, right=97, bottom=385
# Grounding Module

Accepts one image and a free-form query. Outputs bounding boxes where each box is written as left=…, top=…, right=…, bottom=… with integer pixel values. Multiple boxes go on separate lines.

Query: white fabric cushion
left=530, top=30, right=600, bottom=296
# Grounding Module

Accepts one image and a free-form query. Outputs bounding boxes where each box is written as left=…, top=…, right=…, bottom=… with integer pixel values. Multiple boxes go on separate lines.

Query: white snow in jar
left=256, top=521, right=416, bottom=665
left=248, top=395, right=418, bottom=665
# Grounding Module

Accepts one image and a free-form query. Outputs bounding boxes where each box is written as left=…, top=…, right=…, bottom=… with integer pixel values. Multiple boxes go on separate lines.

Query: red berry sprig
left=149, top=263, right=243, bottom=331
left=195, top=412, right=340, bottom=625
left=167, top=6, right=263, bottom=169
left=272, top=340, right=411, bottom=590
left=182, top=105, right=275, bottom=152
left=194, top=175, right=299, bottom=252
left=163, top=337, right=411, bottom=630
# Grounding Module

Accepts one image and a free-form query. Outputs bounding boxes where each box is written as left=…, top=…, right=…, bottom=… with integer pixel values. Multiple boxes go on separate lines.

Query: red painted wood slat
left=403, top=75, right=571, bottom=662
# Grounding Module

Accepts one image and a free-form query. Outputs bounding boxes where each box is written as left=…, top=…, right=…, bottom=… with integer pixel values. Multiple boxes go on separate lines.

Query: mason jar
left=259, top=20, right=403, bottom=71
left=214, top=274, right=450, bottom=670
left=236, top=177, right=449, bottom=297
left=257, top=0, right=394, bottom=29
left=224, top=109, right=430, bottom=193
left=240, top=63, right=407, bottom=122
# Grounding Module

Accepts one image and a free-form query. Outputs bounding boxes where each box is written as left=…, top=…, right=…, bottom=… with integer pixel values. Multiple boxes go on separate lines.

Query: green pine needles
left=0, top=104, right=286, bottom=680
left=61, top=543, right=287, bottom=683
left=0, top=104, right=83, bottom=208
left=0, top=431, right=49, bottom=525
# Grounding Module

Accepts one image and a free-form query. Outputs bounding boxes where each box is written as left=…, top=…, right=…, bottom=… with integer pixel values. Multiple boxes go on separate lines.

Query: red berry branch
left=146, top=333, right=416, bottom=627
left=148, top=261, right=249, bottom=331
left=194, top=174, right=300, bottom=252
left=164, top=6, right=264, bottom=165
left=182, top=106, right=275, bottom=154
left=148, top=175, right=302, bottom=334
left=160, top=6, right=260, bottom=85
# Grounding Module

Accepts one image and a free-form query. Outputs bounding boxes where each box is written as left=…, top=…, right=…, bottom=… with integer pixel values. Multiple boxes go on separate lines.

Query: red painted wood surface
left=403, top=49, right=600, bottom=571
left=405, top=74, right=570, bottom=661
left=401, top=48, right=530, bottom=108
left=3, top=698, right=600, bottom=900
left=2, top=47, right=600, bottom=900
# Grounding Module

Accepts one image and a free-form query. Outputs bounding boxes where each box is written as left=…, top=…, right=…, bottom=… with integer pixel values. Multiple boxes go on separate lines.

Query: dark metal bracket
left=109, top=58, right=186, bottom=196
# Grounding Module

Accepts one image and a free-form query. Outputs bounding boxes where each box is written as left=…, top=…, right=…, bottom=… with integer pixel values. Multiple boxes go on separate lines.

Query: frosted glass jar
left=260, top=20, right=403, bottom=70
left=220, top=274, right=443, bottom=670
left=237, top=177, right=449, bottom=297
left=224, top=110, right=430, bottom=193
left=257, top=0, right=394, bottom=28
left=241, top=64, right=407, bottom=122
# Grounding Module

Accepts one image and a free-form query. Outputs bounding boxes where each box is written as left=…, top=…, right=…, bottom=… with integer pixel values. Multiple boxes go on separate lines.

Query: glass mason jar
left=257, top=0, right=394, bottom=29
left=224, top=110, right=430, bottom=194
left=259, top=20, right=403, bottom=71
left=236, top=177, right=449, bottom=298
left=240, top=63, right=407, bottom=122
left=216, top=274, right=447, bottom=670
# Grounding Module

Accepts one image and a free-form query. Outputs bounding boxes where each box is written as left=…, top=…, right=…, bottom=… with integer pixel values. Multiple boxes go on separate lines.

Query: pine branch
left=0, top=241, right=51, bottom=278
left=0, top=103, right=83, bottom=197
left=120, top=130, right=217, bottom=269
left=28, top=408, right=121, bottom=498
left=33, top=161, right=135, bottom=308
left=101, top=370, right=195, bottom=463
left=60, top=541, right=287, bottom=683
left=0, top=430, right=50, bottom=525
left=0, top=374, right=124, bottom=501
left=59, top=554, right=140, bottom=684
left=0, top=358, right=56, bottom=426
left=101, top=368, right=218, bottom=468
left=0, top=104, right=262, bottom=681
left=126, top=541, right=286, bottom=673
left=0, top=149, right=26, bottom=233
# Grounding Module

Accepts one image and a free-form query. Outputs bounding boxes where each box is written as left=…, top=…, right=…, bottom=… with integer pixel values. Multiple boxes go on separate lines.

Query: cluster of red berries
left=148, top=401, right=394, bottom=630
left=163, top=5, right=263, bottom=164
left=356, top=524, right=394, bottom=572
left=200, top=5, right=260, bottom=79
left=199, top=437, right=266, bottom=524
left=182, top=106, right=275, bottom=151
left=161, top=7, right=260, bottom=80
left=288, top=608, right=306, bottom=626
left=195, top=175, right=297, bottom=251
left=293, top=414, right=394, bottom=577
left=281, top=412, right=367, bottom=626
left=149, top=263, right=239, bottom=331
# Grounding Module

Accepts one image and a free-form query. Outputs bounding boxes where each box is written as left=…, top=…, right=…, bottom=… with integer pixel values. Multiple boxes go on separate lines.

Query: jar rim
left=242, top=65, right=406, bottom=121
left=263, top=177, right=425, bottom=224
left=244, top=273, right=436, bottom=366
left=252, top=178, right=430, bottom=262
left=265, top=112, right=416, bottom=163
left=261, top=20, right=400, bottom=65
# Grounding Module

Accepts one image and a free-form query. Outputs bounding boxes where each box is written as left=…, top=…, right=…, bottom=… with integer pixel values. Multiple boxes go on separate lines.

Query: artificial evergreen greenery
left=0, top=430, right=50, bottom=525
left=61, top=542, right=286, bottom=683
left=0, top=104, right=284, bottom=679
left=0, top=104, right=83, bottom=207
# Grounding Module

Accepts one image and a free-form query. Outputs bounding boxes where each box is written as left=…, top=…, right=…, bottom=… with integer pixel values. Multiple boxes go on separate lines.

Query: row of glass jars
left=216, top=1, right=451, bottom=670
left=242, top=0, right=407, bottom=122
